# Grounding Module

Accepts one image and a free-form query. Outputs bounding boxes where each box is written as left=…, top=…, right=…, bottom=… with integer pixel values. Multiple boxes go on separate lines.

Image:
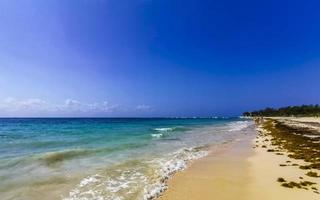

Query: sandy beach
left=159, top=132, right=255, bottom=200
left=0, top=119, right=254, bottom=200
left=159, top=118, right=320, bottom=200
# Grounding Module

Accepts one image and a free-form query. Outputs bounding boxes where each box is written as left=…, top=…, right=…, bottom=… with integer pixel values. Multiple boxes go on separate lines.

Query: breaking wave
left=64, top=147, right=208, bottom=200
left=151, top=126, right=189, bottom=138
left=153, top=126, right=189, bottom=132
left=228, top=121, right=252, bottom=132
left=39, top=143, right=146, bottom=166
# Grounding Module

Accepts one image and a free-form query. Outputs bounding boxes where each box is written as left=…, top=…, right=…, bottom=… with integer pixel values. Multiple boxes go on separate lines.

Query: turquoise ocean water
left=0, top=118, right=253, bottom=200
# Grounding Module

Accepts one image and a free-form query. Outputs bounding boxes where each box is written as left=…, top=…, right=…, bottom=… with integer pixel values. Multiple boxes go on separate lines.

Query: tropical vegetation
left=243, top=105, right=320, bottom=117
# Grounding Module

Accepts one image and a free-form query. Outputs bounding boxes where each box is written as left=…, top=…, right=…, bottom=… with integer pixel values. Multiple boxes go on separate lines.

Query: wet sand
left=159, top=133, right=255, bottom=200
left=159, top=119, right=320, bottom=200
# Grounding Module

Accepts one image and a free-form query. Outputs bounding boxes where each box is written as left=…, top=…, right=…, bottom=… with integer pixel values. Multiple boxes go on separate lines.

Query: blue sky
left=0, top=0, right=320, bottom=117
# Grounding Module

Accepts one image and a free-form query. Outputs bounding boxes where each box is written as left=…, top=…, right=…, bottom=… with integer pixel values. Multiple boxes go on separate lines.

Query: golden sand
left=159, top=135, right=254, bottom=200
left=159, top=121, right=320, bottom=200
left=248, top=133, right=319, bottom=199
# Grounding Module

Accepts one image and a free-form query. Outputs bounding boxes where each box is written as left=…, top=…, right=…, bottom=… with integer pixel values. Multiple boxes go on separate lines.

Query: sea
left=0, top=117, right=253, bottom=200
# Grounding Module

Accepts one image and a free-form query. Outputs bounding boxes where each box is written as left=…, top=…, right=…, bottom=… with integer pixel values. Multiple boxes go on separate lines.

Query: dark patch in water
left=31, top=176, right=68, bottom=186
left=160, top=138, right=181, bottom=141
left=40, top=149, right=91, bottom=165
left=39, top=143, right=146, bottom=166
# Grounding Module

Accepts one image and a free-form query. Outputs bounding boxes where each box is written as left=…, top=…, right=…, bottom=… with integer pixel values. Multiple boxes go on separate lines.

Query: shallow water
left=0, top=118, right=253, bottom=200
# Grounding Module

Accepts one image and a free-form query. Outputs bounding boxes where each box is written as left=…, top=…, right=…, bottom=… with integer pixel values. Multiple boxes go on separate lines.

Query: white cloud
left=60, top=99, right=87, bottom=112
left=135, top=104, right=152, bottom=111
left=58, top=99, right=119, bottom=113
left=64, top=99, right=82, bottom=107
left=0, top=97, right=149, bottom=116
left=0, top=97, right=50, bottom=112
left=100, top=101, right=119, bottom=112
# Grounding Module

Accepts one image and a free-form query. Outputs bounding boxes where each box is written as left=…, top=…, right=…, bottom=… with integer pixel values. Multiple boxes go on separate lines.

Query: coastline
left=0, top=118, right=251, bottom=200
left=157, top=118, right=320, bottom=200
left=158, top=127, right=255, bottom=200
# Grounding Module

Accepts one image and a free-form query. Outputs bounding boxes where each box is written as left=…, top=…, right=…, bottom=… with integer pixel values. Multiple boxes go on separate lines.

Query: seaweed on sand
left=281, top=181, right=315, bottom=189
left=256, top=118, right=320, bottom=192
left=277, top=177, right=286, bottom=182
left=306, top=171, right=320, bottom=178
left=261, top=119, right=320, bottom=170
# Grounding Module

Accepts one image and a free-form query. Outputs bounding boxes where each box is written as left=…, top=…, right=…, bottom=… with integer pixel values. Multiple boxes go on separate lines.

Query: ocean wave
left=0, top=156, right=31, bottom=170
left=39, top=143, right=146, bottom=166
left=153, top=126, right=189, bottom=132
left=40, top=149, right=92, bottom=166
left=151, top=133, right=163, bottom=138
left=151, top=127, right=188, bottom=139
left=153, top=127, right=175, bottom=132
left=143, top=147, right=208, bottom=199
left=64, top=146, right=208, bottom=200
left=228, top=121, right=252, bottom=132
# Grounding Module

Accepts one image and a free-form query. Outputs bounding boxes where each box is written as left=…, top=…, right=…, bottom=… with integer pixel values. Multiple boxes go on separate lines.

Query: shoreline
left=157, top=118, right=320, bottom=200
left=0, top=119, right=252, bottom=200
left=158, top=128, right=255, bottom=200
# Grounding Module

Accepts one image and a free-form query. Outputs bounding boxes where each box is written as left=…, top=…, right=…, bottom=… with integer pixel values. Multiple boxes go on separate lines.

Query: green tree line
left=243, top=105, right=320, bottom=117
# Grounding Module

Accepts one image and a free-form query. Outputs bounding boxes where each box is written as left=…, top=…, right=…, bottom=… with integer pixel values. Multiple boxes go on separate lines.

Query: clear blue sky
left=0, top=0, right=320, bottom=117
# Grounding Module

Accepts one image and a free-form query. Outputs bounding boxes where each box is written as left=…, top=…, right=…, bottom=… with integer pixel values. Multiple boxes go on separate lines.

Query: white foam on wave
left=153, top=127, right=175, bottom=132
left=143, top=148, right=208, bottom=200
left=79, top=175, right=99, bottom=187
left=64, top=147, right=208, bottom=200
left=151, top=133, right=163, bottom=138
left=228, top=121, right=252, bottom=132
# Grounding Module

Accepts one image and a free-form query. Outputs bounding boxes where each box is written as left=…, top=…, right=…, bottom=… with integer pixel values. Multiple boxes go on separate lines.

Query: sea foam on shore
left=0, top=118, right=252, bottom=200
